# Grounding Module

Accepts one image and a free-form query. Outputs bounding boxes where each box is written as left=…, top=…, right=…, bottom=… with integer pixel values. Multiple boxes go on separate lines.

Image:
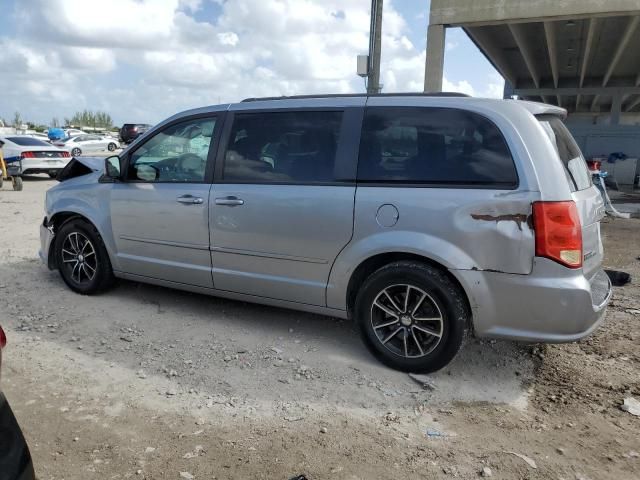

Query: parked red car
left=0, top=325, right=35, bottom=480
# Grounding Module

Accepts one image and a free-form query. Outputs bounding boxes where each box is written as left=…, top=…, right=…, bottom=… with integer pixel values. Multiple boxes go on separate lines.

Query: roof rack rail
left=241, top=92, right=470, bottom=102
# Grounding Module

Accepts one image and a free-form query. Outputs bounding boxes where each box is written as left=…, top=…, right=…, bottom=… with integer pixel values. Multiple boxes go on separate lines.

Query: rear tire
left=48, top=172, right=58, bottom=179
left=12, top=176, right=23, bottom=191
left=355, top=261, right=468, bottom=373
left=71, top=148, right=81, bottom=157
left=55, top=219, right=115, bottom=294
left=107, top=143, right=117, bottom=152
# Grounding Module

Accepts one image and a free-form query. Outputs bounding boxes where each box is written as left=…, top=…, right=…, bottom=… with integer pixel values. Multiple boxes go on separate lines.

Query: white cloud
left=443, top=78, right=476, bottom=96
left=446, top=41, right=459, bottom=52
left=217, top=32, right=239, bottom=46
left=1, top=0, right=503, bottom=125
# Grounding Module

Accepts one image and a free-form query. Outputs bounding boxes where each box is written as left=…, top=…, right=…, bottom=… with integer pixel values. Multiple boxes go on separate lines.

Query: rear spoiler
left=512, top=100, right=567, bottom=119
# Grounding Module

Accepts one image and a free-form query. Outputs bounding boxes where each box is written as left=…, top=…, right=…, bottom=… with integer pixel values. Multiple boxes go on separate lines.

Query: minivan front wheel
left=55, top=219, right=115, bottom=294
left=355, top=261, right=468, bottom=373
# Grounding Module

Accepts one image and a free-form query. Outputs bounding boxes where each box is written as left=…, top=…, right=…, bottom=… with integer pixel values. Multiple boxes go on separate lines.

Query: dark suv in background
left=119, top=123, right=152, bottom=144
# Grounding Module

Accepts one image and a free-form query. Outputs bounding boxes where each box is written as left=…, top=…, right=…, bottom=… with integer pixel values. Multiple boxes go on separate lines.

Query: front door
left=210, top=107, right=360, bottom=306
left=110, top=115, right=220, bottom=288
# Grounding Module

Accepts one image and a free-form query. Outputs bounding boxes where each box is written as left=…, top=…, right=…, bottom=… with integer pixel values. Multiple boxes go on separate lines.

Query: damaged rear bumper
left=455, top=258, right=612, bottom=343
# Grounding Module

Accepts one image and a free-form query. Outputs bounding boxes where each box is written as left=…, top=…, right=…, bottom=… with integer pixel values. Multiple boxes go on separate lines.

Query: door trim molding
left=210, top=246, right=327, bottom=264
left=119, top=235, right=209, bottom=251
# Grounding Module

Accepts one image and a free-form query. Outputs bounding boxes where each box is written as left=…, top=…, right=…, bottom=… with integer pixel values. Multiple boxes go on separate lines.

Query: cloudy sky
left=0, top=0, right=503, bottom=126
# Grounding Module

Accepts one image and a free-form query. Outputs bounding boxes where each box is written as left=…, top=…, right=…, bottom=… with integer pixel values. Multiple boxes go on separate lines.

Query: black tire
left=54, top=218, right=115, bottom=294
left=12, top=176, right=23, bottom=191
left=0, top=175, right=3, bottom=189
left=107, top=142, right=117, bottom=152
left=71, top=148, right=81, bottom=157
left=49, top=172, right=58, bottom=179
left=355, top=261, right=468, bottom=373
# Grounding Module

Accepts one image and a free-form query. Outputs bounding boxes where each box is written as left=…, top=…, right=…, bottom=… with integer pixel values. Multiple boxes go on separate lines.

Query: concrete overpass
left=424, top=0, right=640, bottom=124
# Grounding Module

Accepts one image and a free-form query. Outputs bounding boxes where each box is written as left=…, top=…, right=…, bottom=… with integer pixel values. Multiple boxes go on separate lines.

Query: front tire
left=71, top=148, right=81, bottom=157
left=355, top=261, right=468, bottom=373
left=107, top=142, right=117, bottom=152
left=55, top=219, right=115, bottom=294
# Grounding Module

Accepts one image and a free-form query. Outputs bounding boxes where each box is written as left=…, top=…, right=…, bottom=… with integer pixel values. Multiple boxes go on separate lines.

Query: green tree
left=12, top=111, right=22, bottom=128
left=68, top=110, right=113, bottom=129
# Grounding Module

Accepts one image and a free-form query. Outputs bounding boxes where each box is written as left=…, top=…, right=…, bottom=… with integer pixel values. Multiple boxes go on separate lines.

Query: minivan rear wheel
left=355, top=261, right=468, bottom=373
left=55, top=219, right=115, bottom=294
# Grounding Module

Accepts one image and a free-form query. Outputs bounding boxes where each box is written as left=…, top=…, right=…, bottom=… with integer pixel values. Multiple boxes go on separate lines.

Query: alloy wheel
left=61, top=232, right=97, bottom=285
left=370, top=284, right=444, bottom=358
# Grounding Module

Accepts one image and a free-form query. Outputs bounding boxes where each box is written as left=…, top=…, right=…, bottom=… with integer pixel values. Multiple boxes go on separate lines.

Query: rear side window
left=5, top=136, right=51, bottom=147
left=357, top=107, right=518, bottom=187
left=537, top=115, right=591, bottom=191
left=222, top=111, right=343, bottom=183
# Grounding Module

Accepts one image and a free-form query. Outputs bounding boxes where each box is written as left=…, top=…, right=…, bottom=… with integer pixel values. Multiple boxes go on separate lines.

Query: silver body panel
left=210, top=184, right=355, bottom=305
left=111, top=183, right=213, bottom=288
left=39, top=96, right=610, bottom=343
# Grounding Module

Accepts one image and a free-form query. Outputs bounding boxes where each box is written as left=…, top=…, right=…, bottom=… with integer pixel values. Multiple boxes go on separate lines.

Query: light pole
left=357, top=0, right=383, bottom=94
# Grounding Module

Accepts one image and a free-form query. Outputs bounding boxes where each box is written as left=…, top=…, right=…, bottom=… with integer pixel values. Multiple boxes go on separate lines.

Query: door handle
left=176, top=195, right=204, bottom=205
left=215, top=196, right=244, bottom=206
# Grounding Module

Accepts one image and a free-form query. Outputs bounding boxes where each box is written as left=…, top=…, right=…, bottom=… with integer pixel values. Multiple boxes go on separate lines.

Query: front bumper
left=39, top=219, right=55, bottom=270
left=0, top=393, right=35, bottom=480
left=456, top=258, right=612, bottom=343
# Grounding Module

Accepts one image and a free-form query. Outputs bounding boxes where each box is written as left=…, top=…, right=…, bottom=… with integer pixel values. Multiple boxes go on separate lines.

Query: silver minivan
left=39, top=94, right=611, bottom=372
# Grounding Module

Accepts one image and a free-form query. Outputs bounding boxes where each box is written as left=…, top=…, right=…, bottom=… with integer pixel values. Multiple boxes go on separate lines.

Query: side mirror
left=104, top=155, right=122, bottom=179
left=135, top=164, right=160, bottom=182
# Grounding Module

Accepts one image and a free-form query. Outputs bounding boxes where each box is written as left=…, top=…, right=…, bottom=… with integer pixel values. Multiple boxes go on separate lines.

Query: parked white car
left=54, top=134, right=120, bottom=157
left=65, top=128, right=86, bottom=137
left=0, top=136, right=71, bottom=178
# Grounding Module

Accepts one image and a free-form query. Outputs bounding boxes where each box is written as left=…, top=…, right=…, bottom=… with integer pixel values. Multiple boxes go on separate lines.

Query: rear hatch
left=537, top=115, right=605, bottom=278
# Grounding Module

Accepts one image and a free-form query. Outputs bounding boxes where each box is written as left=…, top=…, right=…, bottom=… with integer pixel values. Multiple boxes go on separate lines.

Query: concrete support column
left=611, top=95, right=622, bottom=125
left=424, top=24, right=445, bottom=92
left=503, top=80, right=515, bottom=99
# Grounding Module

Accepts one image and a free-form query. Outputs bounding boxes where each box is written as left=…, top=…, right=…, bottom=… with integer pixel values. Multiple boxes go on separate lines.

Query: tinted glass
left=537, top=115, right=591, bottom=191
left=6, top=136, right=51, bottom=147
left=128, top=117, right=216, bottom=183
left=357, top=107, right=518, bottom=187
left=223, top=111, right=343, bottom=183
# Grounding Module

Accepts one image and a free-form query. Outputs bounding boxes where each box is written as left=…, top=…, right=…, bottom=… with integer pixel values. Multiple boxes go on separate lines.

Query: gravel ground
left=0, top=176, right=638, bottom=480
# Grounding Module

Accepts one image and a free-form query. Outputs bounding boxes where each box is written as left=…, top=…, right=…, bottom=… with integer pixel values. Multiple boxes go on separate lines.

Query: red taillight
left=21, top=151, right=35, bottom=158
left=0, top=326, right=6, bottom=349
left=62, top=151, right=70, bottom=157
left=533, top=201, right=582, bottom=268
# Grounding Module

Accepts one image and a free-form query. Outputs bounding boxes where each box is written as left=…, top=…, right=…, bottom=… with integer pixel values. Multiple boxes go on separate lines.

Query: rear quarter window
left=537, top=115, right=591, bottom=191
left=357, top=107, right=518, bottom=188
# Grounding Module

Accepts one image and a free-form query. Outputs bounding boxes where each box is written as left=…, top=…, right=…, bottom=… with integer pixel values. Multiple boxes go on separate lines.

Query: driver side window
left=127, top=117, right=216, bottom=183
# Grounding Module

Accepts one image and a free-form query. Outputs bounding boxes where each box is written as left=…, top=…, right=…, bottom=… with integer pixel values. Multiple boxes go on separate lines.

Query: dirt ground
left=0, top=177, right=638, bottom=480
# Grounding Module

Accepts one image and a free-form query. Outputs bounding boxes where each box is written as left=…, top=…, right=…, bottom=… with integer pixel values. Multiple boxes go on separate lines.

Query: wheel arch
left=344, top=252, right=473, bottom=331
left=47, top=211, right=114, bottom=270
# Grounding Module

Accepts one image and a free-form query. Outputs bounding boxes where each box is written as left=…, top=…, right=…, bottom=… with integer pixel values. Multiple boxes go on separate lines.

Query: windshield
left=537, top=115, right=591, bottom=191
left=5, top=136, right=51, bottom=147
